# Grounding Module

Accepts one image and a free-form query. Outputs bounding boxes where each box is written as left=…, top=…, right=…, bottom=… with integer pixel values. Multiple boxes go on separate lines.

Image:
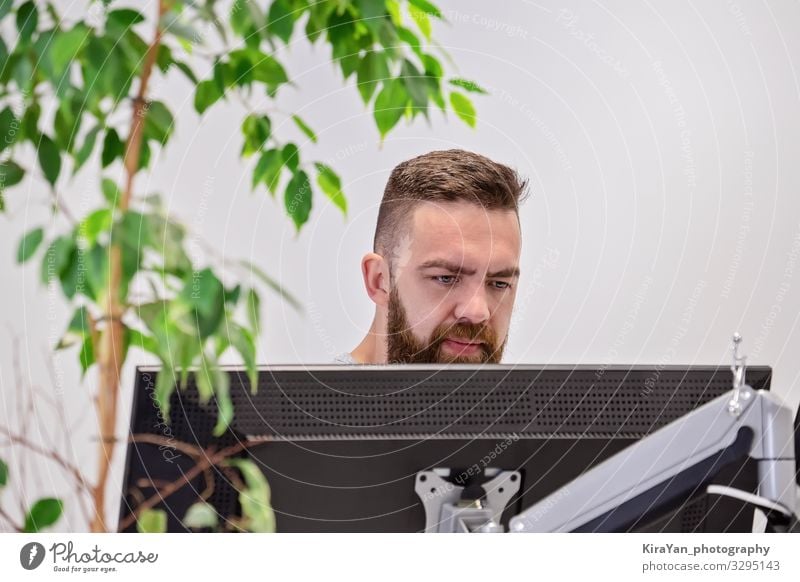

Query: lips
left=446, top=338, right=482, bottom=347
left=443, top=338, right=484, bottom=355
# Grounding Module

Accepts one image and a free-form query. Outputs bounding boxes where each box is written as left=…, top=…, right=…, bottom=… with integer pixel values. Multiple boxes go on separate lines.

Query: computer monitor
left=118, top=364, right=773, bottom=533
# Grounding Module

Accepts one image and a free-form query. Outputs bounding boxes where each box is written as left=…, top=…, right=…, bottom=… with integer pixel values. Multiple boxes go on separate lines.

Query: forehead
left=405, top=200, right=521, bottom=266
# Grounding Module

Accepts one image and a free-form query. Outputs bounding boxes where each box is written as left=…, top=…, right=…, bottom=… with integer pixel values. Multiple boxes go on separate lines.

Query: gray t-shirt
left=333, top=351, right=357, bottom=364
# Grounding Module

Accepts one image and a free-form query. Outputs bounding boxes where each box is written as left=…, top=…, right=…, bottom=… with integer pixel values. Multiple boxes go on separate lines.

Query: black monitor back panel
left=119, top=365, right=772, bottom=532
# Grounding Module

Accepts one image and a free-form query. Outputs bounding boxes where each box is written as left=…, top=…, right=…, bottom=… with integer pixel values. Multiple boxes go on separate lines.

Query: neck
left=350, top=313, right=388, bottom=364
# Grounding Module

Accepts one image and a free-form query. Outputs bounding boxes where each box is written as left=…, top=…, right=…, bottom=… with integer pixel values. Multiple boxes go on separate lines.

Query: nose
left=453, top=286, right=490, bottom=324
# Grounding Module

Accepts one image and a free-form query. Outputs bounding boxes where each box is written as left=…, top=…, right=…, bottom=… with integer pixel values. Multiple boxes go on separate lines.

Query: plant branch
left=91, top=0, right=169, bottom=533
left=0, top=426, right=93, bottom=497
left=0, top=505, right=23, bottom=532
left=117, top=435, right=263, bottom=531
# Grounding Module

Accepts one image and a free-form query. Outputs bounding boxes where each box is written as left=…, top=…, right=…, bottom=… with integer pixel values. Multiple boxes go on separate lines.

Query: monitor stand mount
left=419, top=333, right=799, bottom=533
left=415, top=467, right=521, bottom=532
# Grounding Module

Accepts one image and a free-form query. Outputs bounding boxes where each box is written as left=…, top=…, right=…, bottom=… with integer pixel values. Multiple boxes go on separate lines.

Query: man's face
left=386, top=200, right=522, bottom=363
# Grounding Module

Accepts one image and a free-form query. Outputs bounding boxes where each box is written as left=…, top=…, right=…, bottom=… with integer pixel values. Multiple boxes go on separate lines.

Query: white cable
left=706, top=484, right=795, bottom=518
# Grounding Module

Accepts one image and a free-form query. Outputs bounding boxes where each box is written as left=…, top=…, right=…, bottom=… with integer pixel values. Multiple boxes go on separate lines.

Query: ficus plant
left=0, top=0, right=485, bottom=532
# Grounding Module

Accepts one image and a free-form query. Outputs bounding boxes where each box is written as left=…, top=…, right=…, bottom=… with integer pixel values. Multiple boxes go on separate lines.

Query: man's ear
left=361, top=252, right=390, bottom=307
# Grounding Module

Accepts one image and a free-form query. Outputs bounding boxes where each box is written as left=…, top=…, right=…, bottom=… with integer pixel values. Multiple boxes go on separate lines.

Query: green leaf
left=78, top=209, right=113, bottom=246
left=328, top=11, right=360, bottom=79
left=0, top=107, right=19, bottom=153
left=354, top=0, right=387, bottom=38
left=401, top=59, right=428, bottom=116
left=56, top=305, right=90, bottom=350
left=249, top=52, right=288, bottom=87
left=195, top=354, right=215, bottom=403
left=154, top=216, right=191, bottom=277
left=423, top=57, right=445, bottom=111
left=101, top=128, right=123, bottom=168
left=53, top=94, right=84, bottom=153
left=40, top=236, right=74, bottom=284
left=154, top=364, right=175, bottom=420
left=16, top=1, right=38, bottom=44
left=225, top=458, right=275, bottom=532
left=0, top=37, right=6, bottom=76
left=108, top=8, right=145, bottom=29
left=409, top=0, right=443, bottom=19
left=183, top=502, right=218, bottom=529
left=449, top=91, right=477, bottom=128
left=24, top=498, right=63, bottom=533
left=194, top=79, right=223, bottom=114
left=237, top=259, right=303, bottom=313
left=85, top=243, right=109, bottom=302
left=155, top=44, right=171, bottom=73
left=241, top=114, right=271, bottom=157
left=229, top=323, right=257, bottom=394
left=386, top=0, right=402, bottom=25
left=314, top=163, right=346, bottom=215
left=305, top=1, right=334, bottom=42
left=408, top=3, right=431, bottom=40
left=0, top=160, right=25, bottom=188
left=422, top=53, right=443, bottom=78
left=160, top=9, right=201, bottom=45
left=73, top=125, right=100, bottom=175
left=17, top=227, right=43, bottom=263
left=231, top=0, right=254, bottom=40
left=37, top=135, right=61, bottom=186
left=244, top=288, right=260, bottom=335
left=449, top=78, right=488, bottom=94
left=116, top=211, right=154, bottom=254
left=267, top=0, right=295, bottom=43
left=356, top=51, right=389, bottom=104
left=182, top=268, right=224, bottom=319
left=252, top=148, right=283, bottom=194
left=174, top=59, right=198, bottom=84
left=12, top=52, right=33, bottom=93
left=374, top=78, right=408, bottom=138
left=0, top=457, right=8, bottom=487
left=101, top=178, right=120, bottom=207
left=284, top=170, right=312, bottom=231
left=144, top=101, right=174, bottom=146
left=211, top=364, right=232, bottom=436
left=21, top=102, right=40, bottom=142
left=124, top=327, right=159, bottom=358
left=397, top=26, right=422, bottom=58
left=281, top=143, right=299, bottom=172
left=50, top=25, right=89, bottom=75
left=58, top=246, right=84, bottom=299
left=291, top=114, right=317, bottom=143
left=79, top=334, right=95, bottom=376
left=137, top=508, right=167, bottom=533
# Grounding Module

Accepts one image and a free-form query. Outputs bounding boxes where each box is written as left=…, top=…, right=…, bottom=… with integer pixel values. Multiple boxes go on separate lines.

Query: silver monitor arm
left=510, top=334, right=797, bottom=533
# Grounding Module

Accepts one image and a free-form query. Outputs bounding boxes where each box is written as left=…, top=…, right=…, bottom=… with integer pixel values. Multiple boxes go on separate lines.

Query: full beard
left=385, top=287, right=506, bottom=364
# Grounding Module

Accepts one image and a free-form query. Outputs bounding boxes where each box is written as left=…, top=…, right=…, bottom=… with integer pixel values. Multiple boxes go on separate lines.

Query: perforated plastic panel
left=224, top=365, right=771, bottom=439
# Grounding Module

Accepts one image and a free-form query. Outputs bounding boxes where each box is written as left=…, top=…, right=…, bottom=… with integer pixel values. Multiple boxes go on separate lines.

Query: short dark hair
left=373, top=149, right=528, bottom=259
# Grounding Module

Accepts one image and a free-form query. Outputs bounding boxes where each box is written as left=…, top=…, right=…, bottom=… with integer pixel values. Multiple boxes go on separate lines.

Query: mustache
left=431, top=322, right=495, bottom=345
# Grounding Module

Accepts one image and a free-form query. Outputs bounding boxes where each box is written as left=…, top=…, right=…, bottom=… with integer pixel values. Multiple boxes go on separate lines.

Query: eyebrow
left=417, top=259, right=520, bottom=279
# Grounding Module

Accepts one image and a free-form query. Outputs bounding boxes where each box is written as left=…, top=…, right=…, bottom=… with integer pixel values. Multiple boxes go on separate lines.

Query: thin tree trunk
left=90, top=0, right=166, bottom=532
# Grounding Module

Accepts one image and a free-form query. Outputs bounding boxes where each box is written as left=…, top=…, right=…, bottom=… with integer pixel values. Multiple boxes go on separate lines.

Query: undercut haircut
left=373, top=149, right=529, bottom=267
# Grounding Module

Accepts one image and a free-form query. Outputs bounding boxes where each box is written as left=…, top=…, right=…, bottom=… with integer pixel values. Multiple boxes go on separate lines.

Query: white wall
left=1, top=0, right=799, bottom=531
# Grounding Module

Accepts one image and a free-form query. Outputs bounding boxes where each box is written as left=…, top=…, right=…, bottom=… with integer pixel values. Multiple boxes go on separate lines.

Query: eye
left=490, top=281, right=511, bottom=290
left=432, top=275, right=459, bottom=286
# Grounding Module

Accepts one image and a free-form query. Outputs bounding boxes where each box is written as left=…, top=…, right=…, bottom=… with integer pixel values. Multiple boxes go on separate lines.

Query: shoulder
left=333, top=352, right=357, bottom=364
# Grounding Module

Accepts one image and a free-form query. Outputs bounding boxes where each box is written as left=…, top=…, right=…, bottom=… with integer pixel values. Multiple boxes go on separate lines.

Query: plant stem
left=117, top=435, right=260, bottom=532
left=90, top=0, right=168, bottom=533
